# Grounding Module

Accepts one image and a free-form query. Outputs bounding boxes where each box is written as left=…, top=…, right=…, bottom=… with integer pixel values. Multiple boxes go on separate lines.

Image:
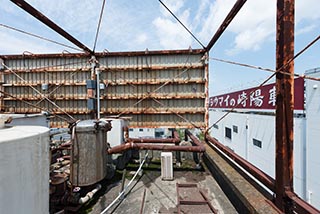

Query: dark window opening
left=155, top=131, right=165, bottom=138
left=253, top=138, right=262, bottom=148
left=139, top=128, right=143, bottom=132
left=225, top=127, right=232, bottom=140
left=233, top=125, right=238, bottom=133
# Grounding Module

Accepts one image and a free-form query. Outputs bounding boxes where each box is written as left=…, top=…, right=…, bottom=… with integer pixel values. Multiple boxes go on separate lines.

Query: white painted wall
left=129, top=128, right=155, bottom=138
left=305, top=69, right=320, bottom=208
left=105, top=118, right=127, bottom=147
left=209, top=111, right=307, bottom=204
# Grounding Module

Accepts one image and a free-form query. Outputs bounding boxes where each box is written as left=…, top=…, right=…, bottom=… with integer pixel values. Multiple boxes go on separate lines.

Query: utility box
left=104, top=118, right=127, bottom=148
left=161, top=152, right=173, bottom=180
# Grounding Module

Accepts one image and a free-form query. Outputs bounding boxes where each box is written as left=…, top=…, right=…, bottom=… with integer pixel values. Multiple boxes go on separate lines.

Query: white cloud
left=153, top=1, right=193, bottom=49
left=296, top=0, right=320, bottom=21
left=192, top=0, right=210, bottom=30
left=134, top=33, right=148, bottom=45
left=2, top=0, right=319, bottom=54
left=226, top=26, right=273, bottom=55
left=296, top=24, right=316, bottom=36
left=198, top=0, right=320, bottom=54
left=27, top=0, right=101, bottom=35
left=160, top=0, right=185, bottom=17
left=198, top=0, right=235, bottom=43
left=153, top=17, right=192, bottom=49
left=224, top=0, right=276, bottom=54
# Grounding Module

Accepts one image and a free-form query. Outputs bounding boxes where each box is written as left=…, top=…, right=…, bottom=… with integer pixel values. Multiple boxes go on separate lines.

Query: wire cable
left=210, top=57, right=320, bottom=81
left=93, top=0, right=107, bottom=52
left=158, top=0, right=205, bottom=49
left=2, top=62, right=76, bottom=122
left=206, top=72, right=276, bottom=134
left=0, top=89, right=72, bottom=123
left=207, top=34, right=320, bottom=133
left=280, top=33, right=320, bottom=72
left=0, top=23, right=83, bottom=52
left=100, top=153, right=148, bottom=214
left=116, top=54, right=194, bottom=117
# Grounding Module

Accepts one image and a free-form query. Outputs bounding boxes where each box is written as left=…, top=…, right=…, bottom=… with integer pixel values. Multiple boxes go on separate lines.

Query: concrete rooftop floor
left=90, top=160, right=237, bottom=214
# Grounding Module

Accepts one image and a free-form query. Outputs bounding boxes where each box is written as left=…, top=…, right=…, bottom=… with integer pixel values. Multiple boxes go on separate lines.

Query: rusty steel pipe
left=184, top=129, right=204, bottom=147
left=126, top=138, right=178, bottom=143
left=275, top=0, right=295, bottom=212
left=107, top=129, right=205, bottom=154
left=10, top=0, right=93, bottom=54
left=206, top=135, right=275, bottom=192
left=285, top=190, right=320, bottom=214
left=206, top=0, right=247, bottom=51
left=107, top=142, right=205, bottom=154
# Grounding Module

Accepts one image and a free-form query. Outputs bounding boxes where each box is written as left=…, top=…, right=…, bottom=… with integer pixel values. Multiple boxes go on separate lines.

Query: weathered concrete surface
left=91, top=161, right=236, bottom=214
left=204, top=144, right=281, bottom=214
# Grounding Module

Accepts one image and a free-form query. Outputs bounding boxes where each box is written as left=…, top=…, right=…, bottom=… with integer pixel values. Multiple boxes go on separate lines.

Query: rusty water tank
left=71, top=119, right=111, bottom=186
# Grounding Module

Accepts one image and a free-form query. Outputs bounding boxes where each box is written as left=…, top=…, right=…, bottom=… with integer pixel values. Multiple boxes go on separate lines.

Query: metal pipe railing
left=205, top=134, right=275, bottom=192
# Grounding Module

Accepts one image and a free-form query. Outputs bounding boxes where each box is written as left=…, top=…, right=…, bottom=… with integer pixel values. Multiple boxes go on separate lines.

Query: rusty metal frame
left=10, top=0, right=93, bottom=54
left=176, top=183, right=217, bottom=214
left=2, top=1, right=319, bottom=212
left=0, top=49, right=207, bottom=128
left=206, top=0, right=247, bottom=51
left=285, top=190, right=320, bottom=214
left=275, top=0, right=295, bottom=212
left=0, top=49, right=205, bottom=59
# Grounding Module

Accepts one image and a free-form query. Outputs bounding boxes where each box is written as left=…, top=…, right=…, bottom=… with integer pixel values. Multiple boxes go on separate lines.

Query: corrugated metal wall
left=0, top=50, right=208, bottom=128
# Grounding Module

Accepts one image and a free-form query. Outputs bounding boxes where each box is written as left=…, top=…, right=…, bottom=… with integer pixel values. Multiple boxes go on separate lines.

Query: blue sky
left=1, top=0, right=319, bottom=95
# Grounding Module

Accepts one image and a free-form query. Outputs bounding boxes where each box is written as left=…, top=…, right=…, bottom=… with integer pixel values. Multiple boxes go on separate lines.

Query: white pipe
left=100, top=153, right=148, bottom=214
left=78, top=184, right=102, bottom=204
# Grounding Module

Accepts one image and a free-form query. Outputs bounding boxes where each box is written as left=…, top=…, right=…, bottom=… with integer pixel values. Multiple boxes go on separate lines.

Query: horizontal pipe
left=205, top=135, right=275, bottom=192
left=3, top=95, right=206, bottom=101
left=107, top=142, right=205, bottom=154
left=285, top=190, right=320, bottom=214
left=2, top=65, right=204, bottom=73
left=126, top=139, right=177, bottom=144
left=51, top=124, right=202, bottom=129
left=1, top=80, right=205, bottom=86
left=78, top=184, right=102, bottom=204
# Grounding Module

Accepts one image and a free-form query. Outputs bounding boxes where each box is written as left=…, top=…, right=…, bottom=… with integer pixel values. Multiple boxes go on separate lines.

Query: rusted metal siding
left=0, top=49, right=207, bottom=128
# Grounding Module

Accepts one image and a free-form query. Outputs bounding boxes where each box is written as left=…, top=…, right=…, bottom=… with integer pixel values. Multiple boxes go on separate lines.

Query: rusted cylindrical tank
left=71, top=119, right=110, bottom=186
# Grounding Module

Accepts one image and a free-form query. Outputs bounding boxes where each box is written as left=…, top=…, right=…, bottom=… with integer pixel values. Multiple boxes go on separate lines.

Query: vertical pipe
left=204, top=52, right=209, bottom=130
left=245, top=116, right=249, bottom=160
left=96, top=69, right=101, bottom=119
left=0, top=59, right=4, bottom=112
left=275, top=0, right=294, bottom=212
left=90, top=56, right=97, bottom=80
left=89, top=55, right=97, bottom=119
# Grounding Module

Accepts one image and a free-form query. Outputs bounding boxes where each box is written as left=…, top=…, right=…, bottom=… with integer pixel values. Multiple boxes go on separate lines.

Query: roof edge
left=0, top=48, right=206, bottom=60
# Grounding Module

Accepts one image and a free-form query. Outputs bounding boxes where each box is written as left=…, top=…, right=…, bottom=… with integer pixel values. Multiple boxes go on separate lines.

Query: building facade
left=209, top=68, right=320, bottom=209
